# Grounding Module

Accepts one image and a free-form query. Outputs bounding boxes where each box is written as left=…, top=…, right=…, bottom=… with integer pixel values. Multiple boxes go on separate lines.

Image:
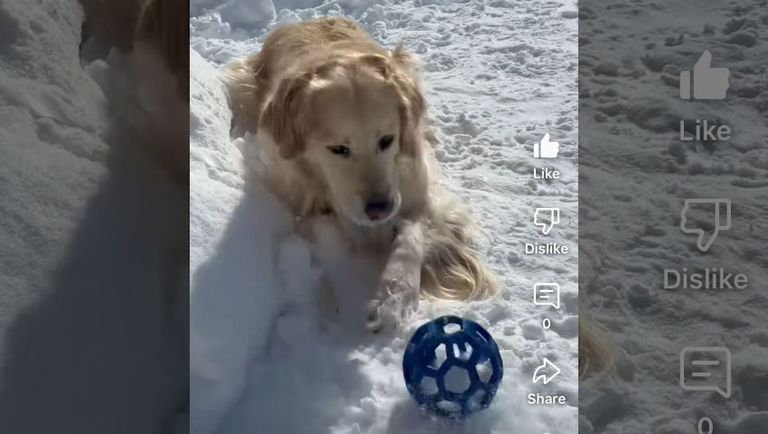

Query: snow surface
left=0, top=1, right=186, bottom=432
left=190, top=0, right=579, bottom=433
left=579, top=0, right=768, bottom=433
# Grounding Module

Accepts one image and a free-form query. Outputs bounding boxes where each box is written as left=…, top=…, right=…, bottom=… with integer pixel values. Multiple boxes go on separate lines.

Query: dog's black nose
left=364, top=196, right=393, bottom=221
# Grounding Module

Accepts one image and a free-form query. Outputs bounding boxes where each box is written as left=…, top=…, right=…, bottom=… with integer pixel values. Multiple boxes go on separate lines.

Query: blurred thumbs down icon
left=680, top=199, right=731, bottom=252
left=680, top=347, right=732, bottom=398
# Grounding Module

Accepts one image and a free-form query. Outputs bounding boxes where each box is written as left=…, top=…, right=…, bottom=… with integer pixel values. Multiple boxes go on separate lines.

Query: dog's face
left=305, top=75, right=403, bottom=226
left=261, top=53, right=425, bottom=226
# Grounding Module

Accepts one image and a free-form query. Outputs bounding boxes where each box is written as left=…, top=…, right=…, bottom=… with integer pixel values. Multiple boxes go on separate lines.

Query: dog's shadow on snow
left=190, top=161, right=402, bottom=433
left=0, top=158, right=188, bottom=434
left=0, top=61, right=188, bottom=433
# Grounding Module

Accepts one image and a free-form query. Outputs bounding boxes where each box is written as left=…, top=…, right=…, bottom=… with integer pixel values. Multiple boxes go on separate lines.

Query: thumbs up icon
left=680, top=50, right=730, bottom=100
left=533, top=133, right=560, bottom=159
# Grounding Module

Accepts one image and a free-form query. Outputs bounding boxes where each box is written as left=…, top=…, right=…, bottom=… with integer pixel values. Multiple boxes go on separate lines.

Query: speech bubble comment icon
left=680, top=199, right=731, bottom=252
left=534, top=208, right=560, bottom=235
left=533, top=283, right=560, bottom=309
left=680, top=347, right=732, bottom=398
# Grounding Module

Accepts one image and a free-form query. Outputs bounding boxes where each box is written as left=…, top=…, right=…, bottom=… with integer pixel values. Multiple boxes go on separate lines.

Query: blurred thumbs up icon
left=680, top=50, right=730, bottom=100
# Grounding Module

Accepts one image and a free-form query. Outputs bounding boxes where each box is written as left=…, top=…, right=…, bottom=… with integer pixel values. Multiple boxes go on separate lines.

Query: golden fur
left=135, top=0, right=189, bottom=99
left=227, top=17, right=499, bottom=331
left=132, top=0, right=189, bottom=186
left=80, top=0, right=144, bottom=52
left=80, top=0, right=188, bottom=186
left=579, top=317, right=615, bottom=378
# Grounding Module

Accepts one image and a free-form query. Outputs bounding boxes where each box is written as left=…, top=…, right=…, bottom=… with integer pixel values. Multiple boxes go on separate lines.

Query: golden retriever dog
left=132, top=0, right=189, bottom=186
left=227, top=17, right=499, bottom=331
left=80, top=0, right=144, bottom=54
left=80, top=0, right=188, bottom=186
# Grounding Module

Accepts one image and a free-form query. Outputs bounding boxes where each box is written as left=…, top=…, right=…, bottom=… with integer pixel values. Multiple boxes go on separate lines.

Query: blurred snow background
left=0, top=0, right=186, bottom=432
left=578, top=0, right=768, bottom=432
left=190, top=0, right=579, bottom=433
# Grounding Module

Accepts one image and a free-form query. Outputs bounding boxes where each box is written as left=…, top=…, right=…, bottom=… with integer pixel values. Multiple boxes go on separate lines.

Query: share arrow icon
left=532, top=358, right=561, bottom=385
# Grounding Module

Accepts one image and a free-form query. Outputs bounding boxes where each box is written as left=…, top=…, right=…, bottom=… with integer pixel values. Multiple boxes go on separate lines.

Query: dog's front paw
left=366, top=278, right=419, bottom=333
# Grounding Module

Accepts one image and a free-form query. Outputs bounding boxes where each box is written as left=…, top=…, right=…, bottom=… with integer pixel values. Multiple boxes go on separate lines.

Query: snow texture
left=0, top=1, right=186, bottom=432
left=579, top=0, right=768, bottom=433
left=191, top=0, right=579, bottom=433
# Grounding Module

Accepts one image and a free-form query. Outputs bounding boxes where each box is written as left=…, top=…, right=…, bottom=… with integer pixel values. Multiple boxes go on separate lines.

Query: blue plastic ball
left=402, top=315, right=503, bottom=418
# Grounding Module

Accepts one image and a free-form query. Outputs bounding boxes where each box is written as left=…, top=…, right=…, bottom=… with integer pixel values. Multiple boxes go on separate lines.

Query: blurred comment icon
left=680, top=199, right=731, bottom=252
left=533, top=132, right=560, bottom=159
left=680, top=50, right=730, bottom=100
left=679, top=347, right=732, bottom=398
left=534, top=207, right=560, bottom=235
left=533, top=283, right=560, bottom=309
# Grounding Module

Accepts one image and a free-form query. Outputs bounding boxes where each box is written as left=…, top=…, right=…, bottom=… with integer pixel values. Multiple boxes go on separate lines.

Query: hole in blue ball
left=476, top=358, right=493, bottom=383
left=467, top=389, right=487, bottom=412
left=419, top=376, right=438, bottom=395
left=431, top=343, right=448, bottom=370
left=444, top=323, right=462, bottom=334
left=436, top=399, right=462, bottom=414
left=444, top=366, right=471, bottom=394
left=452, top=341, right=473, bottom=361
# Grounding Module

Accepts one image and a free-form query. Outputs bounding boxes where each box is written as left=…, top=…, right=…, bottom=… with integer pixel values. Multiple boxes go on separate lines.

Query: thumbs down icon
left=680, top=50, right=730, bottom=100
left=534, top=207, right=560, bottom=235
left=680, top=199, right=731, bottom=252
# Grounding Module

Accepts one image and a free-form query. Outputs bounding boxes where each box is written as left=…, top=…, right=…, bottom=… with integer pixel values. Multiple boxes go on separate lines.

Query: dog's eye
left=378, top=135, right=394, bottom=151
left=327, top=145, right=350, bottom=157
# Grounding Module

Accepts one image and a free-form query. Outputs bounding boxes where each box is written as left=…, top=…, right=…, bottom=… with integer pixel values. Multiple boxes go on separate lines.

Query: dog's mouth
left=344, top=193, right=401, bottom=227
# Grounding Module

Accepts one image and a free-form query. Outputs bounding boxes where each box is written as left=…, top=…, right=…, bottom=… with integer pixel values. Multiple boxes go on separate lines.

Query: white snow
left=191, top=0, right=579, bottom=433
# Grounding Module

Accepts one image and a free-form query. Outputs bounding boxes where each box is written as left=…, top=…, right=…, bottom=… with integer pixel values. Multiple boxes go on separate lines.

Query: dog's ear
left=260, top=72, right=312, bottom=159
left=359, top=54, right=391, bottom=79
left=390, top=45, right=426, bottom=158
